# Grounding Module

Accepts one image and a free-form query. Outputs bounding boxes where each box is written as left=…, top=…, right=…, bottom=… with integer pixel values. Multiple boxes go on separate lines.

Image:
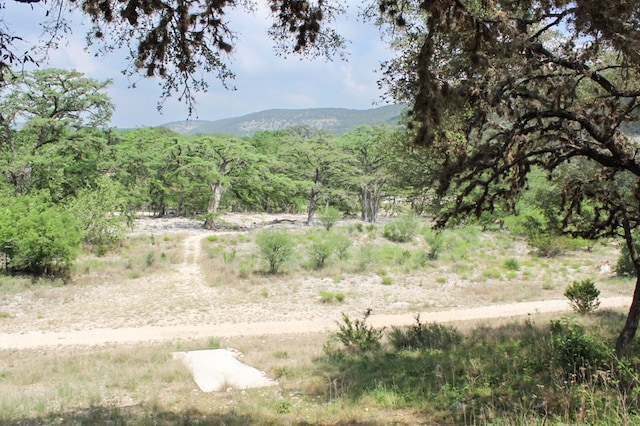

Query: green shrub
left=335, top=309, right=384, bottom=353
left=0, top=195, right=82, bottom=276
left=309, top=233, right=336, bottom=269
left=389, top=315, right=462, bottom=351
left=66, top=176, right=131, bottom=250
left=223, top=248, right=236, bottom=264
left=564, top=278, right=601, bottom=314
left=382, top=212, right=419, bottom=243
left=144, top=251, right=156, bottom=267
left=350, top=222, right=364, bottom=233
left=356, top=244, right=377, bottom=271
left=528, top=233, right=577, bottom=257
left=318, top=206, right=341, bottom=230
left=616, top=242, right=637, bottom=277
left=332, top=234, right=351, bottom=260
left=504, top=258, right=520, bottom=271
left=320, top=290, right=335, bottom=303
left=255, top=230, right=293, bottom=274
left=335, top=292, right=345, bottom=302
left=422, top=227, right=444, bottom=260
left=551, top=320, right=613, bottom=382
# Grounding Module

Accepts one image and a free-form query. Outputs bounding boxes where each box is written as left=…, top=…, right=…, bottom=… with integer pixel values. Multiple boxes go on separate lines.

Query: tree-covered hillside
left=160, top=104, right=406, bottom=136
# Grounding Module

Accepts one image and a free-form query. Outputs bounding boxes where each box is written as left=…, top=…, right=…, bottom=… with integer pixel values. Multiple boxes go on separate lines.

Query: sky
left=2, top=1, right=394, bottom=129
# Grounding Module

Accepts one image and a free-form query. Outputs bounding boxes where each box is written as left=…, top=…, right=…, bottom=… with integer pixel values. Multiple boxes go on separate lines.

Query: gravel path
left=0, top=297, right=631, bottom=350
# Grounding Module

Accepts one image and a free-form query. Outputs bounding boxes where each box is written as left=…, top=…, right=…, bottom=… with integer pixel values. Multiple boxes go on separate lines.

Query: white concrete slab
left=173, top=348, right=278, bottom=392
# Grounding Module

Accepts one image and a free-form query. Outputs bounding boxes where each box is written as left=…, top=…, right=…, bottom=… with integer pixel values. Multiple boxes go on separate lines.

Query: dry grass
left=0, top=215, right=636, bottom=424
left=0, top=332, right=429, bottom=424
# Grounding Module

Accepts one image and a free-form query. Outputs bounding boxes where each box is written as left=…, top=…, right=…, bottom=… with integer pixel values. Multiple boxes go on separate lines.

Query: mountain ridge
left=160, top=104, right=406, bottom=136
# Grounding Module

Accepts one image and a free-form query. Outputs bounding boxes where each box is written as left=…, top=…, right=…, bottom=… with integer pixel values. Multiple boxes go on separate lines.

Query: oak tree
left=375, top=0, right=640, bottom=355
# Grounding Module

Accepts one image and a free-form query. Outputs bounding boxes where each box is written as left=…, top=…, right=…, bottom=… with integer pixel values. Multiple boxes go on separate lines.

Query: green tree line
left=0, top=69, right=424, bottom=276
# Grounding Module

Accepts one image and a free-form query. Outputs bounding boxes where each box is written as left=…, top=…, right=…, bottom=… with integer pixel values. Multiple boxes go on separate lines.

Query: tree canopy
left=373, top=0, right=640, bottom=354
left=1, top=0, right=348, bottom=111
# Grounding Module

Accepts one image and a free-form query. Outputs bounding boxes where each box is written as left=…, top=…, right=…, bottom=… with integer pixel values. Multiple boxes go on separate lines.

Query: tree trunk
left=616, top=276, right=640, bottom=356
left=306, top=187, right=317, bottom=225
left=616, top=212, right=640, bottom=357
left=208, top=182, right=223, bottom=214
left=360, top=187, right=368, bottom=222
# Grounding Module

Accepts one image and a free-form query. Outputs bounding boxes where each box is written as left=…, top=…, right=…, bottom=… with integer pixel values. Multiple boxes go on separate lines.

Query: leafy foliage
left=255, top=230, right=294, bottom=274
left=66, top=176, right=132, bottom=251
left=308, top=231, right=336, bottom=269
left=382, top=212, right=419, bottom=243
left=388, top=315, right=462, bottom=351
left=564, top=279, right=601, bottom=315
left=374, top=0, right=640, bottom=353
left=617, top=242, right=638, bottom=278
left=317, top=206, right=341, bottom=231
left=0, top=194, right=81, bottom=276
left=335, top=309, right=384, bottom=353
left=551, top=320, right=613, bottom=382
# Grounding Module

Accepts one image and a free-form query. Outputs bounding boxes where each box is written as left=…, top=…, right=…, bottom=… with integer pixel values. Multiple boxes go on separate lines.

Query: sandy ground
left=0, top=214, right=633, bottom=350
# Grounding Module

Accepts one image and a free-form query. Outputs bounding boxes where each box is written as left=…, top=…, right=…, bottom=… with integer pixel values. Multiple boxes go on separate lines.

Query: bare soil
left=0, top=213, right=632, bottom=350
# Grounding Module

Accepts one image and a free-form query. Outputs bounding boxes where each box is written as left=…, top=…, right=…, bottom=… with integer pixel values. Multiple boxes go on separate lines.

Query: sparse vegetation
left=1, top=213, right=634, bottom=425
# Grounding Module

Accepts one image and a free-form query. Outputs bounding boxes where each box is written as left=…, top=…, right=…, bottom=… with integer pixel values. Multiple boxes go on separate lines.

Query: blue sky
left=3, top=1, right=392, bottom=128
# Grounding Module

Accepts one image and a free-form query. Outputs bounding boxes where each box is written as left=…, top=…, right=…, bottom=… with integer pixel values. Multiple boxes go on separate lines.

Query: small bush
left=389, top=315, right=462, bottom=351
left=320, top=290, right=335, bottom=303
left=335, top=292, right=345, bottom=302
left=381, top=275, right=392, bottom=285
left=356, top=244, right=377, bottom=271
left=424, top=229, right=444, bottom=260
left=504, top=258, right=520, bottom=271
left=350, top=223, right=364, bottom=233
left=616, top=243, right=636, bottom=277
left=144, top=251, right=156, bottom=267
left=332, top=234, right=351, bottom=260
left=223, top=248, right=236, bottom=264
left=335, top=309, right=384, bottom=353
left=0, top=195, right=82, bottom=276
left=564, top=278, right=601, bottom=314
left=309, top=233, right=335, bottom=269
left=318, top=206, right=341, bottom=230
left=382, top=212, right=419, bottom=243
left=255, top=230, right=293, bottom=274
left=551, top=320, right=613, bottom=382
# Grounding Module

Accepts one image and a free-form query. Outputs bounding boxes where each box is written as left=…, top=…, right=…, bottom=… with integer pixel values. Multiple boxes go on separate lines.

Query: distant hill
left=160, top=104, right=406, bottom=136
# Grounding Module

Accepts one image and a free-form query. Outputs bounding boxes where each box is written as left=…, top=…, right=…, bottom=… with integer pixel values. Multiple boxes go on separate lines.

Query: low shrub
left=309, top=233, right=336, bottom=269
left=616, top=242, right=637, bottom=277
left=320, top=290, right=335, bottom=303
left=564, top=278, right=600, bottom=314
left=335, top=309, right=384, bottom=353
left=550, top=319, right=613, bottom=382
left=504, top=258, right=520, bottom=271
left=255, top=230, right=293, bottom=274
left=388, top=315, right=462, bottom=351
left=382, top=212, right=419, bottom=243
left=318, top=206, right=342, bottom=230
